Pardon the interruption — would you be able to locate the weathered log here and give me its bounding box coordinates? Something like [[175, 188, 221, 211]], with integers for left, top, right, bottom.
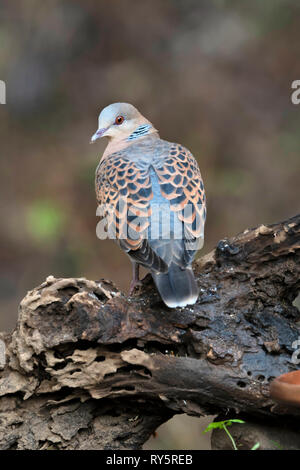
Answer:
[[0, 214, 299, 449]]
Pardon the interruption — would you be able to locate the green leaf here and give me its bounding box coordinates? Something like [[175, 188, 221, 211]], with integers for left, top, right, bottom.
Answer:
[[203, 421, 225, 433], [203, 419, 245, 434], [226, 419, 246, 424], [251, 442, 260, 450], [203, 418, 247, 450]]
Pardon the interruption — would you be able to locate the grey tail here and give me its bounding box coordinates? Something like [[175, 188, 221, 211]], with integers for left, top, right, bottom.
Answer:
[[151, 263, 199, 308]]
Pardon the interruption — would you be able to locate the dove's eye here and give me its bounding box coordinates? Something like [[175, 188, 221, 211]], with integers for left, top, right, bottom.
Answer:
[[114, 115, 124, 125]]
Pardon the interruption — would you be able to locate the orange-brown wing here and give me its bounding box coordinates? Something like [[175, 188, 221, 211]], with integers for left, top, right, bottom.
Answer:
[[95, 152, 168, 273], [154, 143, 206, 244], [95, 152, 153, 250]]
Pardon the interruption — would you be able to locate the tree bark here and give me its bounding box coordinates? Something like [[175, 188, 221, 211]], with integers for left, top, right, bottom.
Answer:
[[0, 214, 299, 450]]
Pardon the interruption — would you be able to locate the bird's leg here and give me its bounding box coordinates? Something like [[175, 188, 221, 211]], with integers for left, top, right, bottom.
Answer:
[[129, 262, 141, 296]]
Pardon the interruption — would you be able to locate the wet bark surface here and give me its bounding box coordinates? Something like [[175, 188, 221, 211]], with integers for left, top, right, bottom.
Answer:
[[0, 214, 299, 449]]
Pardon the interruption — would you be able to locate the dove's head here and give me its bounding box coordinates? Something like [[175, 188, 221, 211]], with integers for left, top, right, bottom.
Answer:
[[91, 102, 157, 143]]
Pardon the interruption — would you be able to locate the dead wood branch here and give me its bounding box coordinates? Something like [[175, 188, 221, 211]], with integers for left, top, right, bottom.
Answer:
[[0, 214, 299, 449]]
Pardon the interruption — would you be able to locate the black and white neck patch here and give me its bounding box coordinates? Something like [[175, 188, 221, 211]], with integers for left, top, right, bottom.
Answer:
[[127, 124, 152, 141]]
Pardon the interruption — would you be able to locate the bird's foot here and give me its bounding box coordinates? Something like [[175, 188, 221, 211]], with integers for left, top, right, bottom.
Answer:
[[128, 279, 142, 296]]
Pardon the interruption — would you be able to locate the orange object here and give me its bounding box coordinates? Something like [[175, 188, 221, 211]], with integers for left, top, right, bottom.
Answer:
[[270, 371, 300, 407]]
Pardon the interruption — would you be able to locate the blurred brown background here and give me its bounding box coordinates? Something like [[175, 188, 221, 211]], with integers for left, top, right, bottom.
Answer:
[[0, 0, 299, 449]]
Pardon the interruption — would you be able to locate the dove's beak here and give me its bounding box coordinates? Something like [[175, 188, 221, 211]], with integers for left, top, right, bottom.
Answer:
[[90, 127, 108, 143]]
